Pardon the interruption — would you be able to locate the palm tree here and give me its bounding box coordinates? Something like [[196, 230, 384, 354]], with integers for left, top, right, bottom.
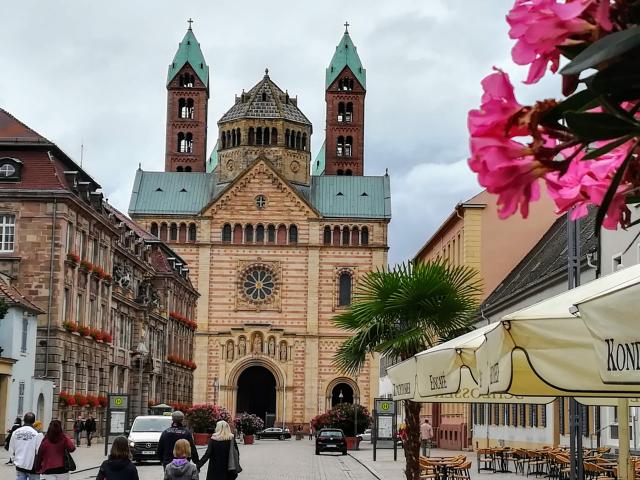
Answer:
[[333, 260, 481, 480]]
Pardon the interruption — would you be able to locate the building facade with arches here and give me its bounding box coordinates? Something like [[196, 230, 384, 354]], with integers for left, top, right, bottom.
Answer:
[[129, 25, 390, 429]]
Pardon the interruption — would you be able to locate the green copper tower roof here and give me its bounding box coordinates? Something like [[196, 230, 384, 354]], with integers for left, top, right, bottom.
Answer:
[[312, 141, 326, 176], [325, 27, 366, 89], [167, 27, 209, 87]]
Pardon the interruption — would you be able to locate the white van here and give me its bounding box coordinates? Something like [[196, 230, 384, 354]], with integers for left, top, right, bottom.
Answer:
[[127, 415, 173, 463]]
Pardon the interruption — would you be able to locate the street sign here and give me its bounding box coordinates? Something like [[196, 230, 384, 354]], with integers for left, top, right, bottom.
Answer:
[[105, 393, 130, 457], [373, 397, 398, 462]]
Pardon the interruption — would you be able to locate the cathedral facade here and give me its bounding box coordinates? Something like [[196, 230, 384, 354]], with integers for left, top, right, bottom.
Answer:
[[129, 25, 391, 427]]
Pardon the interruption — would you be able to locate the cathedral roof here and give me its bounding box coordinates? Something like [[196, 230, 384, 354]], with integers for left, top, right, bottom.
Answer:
[[219, 71, 311, 126], [129, 167, 390, 220], [167, 28, 209, 87], [326, 29, 366, 89], [312, 141, 326, 176]]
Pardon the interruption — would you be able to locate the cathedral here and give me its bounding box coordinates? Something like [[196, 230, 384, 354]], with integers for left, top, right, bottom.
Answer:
[[128, 23, 391, 427]]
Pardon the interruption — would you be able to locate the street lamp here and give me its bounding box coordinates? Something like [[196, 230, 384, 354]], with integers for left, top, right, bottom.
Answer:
[[213, 377, 220, 405], [339, 390, 344, 404], [136, 340, 149, 418], [355, 391, 360, 450]]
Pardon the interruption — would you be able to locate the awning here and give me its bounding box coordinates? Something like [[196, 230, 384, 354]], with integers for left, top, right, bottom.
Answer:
[[477, 264, 640, 396]]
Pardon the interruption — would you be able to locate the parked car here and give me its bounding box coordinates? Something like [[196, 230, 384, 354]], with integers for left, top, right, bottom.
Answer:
[[255, 427, 291, 440], [127, 415, 173, 463], [315, 428, 347, 455], [357, 428, 372, 442]]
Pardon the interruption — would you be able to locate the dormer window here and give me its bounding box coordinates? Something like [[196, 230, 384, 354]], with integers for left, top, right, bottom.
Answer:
[[0, 158, 22, 181]]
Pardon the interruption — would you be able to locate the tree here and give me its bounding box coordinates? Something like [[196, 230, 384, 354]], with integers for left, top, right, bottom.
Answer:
[[333, 260, 481, 480]]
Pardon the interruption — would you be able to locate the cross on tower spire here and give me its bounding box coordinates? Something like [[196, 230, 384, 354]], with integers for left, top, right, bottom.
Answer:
[[187, 18, 194, 30], [344, 21, 350, 33]]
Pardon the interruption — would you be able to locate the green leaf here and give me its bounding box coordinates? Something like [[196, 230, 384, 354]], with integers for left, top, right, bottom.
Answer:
[[540, 89, 598, 128], [565, 112, 639, 141], [583, 136, 633, 160], [561, 26, 640, 76], [595, 140, 639, 233], [558, 43, 590, 60], [590, 62, 640, 101]]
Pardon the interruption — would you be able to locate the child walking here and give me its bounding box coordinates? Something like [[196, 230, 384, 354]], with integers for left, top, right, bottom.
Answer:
[[164, 439, 199, 480]]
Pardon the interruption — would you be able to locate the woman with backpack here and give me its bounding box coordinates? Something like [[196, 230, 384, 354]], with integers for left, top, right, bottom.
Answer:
[[36, 419, 76, 480]]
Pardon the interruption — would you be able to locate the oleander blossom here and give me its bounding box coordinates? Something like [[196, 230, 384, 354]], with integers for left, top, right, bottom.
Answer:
[[545, 142, 634, 228], [468, 69, 550, 219], [507, 0, 610, 84]]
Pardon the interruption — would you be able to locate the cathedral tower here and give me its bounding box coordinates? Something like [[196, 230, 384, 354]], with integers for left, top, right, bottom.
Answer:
[[323, 24, 366, 176], [165, 23, 209, 172]]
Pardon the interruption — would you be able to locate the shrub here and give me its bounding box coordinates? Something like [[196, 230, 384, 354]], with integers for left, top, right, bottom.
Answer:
[[186, 403, 232, 433], [312, 403, 372, 437], [234, 413, 264, 435]]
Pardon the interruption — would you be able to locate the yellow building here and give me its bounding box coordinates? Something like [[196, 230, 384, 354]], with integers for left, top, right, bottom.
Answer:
[[129, 26, 389, 428]]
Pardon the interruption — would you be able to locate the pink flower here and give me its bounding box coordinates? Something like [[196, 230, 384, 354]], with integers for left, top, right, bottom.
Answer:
[[507, 0, 593, 84], [545, 142, 633, 228]]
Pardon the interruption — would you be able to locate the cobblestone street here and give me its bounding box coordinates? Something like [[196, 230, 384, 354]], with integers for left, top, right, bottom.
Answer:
[[0, 438, 378, 480]]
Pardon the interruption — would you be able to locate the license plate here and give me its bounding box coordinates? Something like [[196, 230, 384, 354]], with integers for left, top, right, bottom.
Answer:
[[325, 444, 337, 448], [143, 451, 155, 455]]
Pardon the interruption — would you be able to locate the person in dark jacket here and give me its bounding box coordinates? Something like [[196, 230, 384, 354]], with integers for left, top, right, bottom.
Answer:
[[4, 417, 22, 464], [97, 436, 138, 480], [36, 420, 76, 479], [156, 411, 199, 468], [84, 416, 96, 447], [198, 420, 240, 480]]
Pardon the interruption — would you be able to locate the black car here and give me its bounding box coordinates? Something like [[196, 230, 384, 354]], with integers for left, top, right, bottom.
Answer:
[[255, 427, 291, 440], [315, 428, 347, 455]]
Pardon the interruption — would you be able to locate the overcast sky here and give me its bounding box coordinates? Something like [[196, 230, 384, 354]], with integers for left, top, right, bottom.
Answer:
[[0, 0, 558, 265]]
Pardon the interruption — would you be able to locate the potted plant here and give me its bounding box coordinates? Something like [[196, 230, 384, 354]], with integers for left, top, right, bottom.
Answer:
[[327, 403, 372, 451], [186, 404, 232, 445], [234, 413, 264, 445]]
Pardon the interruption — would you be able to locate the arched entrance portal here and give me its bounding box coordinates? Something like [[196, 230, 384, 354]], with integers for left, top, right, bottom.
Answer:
[[331, 383, 354, 407], [236, 366, 276, 424]]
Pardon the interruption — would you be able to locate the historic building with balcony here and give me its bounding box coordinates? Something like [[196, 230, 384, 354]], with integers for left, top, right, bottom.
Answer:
[[0, 108, 198, 434]]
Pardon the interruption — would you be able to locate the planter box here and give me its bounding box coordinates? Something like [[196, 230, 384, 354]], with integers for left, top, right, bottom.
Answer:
[[345, 436, 359, 451], [193, 432, 210, 446], [243, 434, 255, 445]]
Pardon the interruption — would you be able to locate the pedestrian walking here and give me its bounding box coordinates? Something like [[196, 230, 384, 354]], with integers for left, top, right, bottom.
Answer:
[[35, 419, 76, 480], [96, 436, 138, 480], [163, 439, 199, 480], [420, 418, 433, 457], [72, 416, 84, 447], [7, 412, 43, 480], [156, 411, 199, 469], [4, 417, 22, 465], [198, 420, 241, 480], [84, 416, 96, 447]]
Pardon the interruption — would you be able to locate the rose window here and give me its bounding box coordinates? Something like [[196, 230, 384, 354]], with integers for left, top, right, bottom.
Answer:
[[242, 266, 276, 302]]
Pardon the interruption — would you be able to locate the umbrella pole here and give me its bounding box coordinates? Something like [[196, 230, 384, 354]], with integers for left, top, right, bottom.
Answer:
[[619, 398, 631, 480]]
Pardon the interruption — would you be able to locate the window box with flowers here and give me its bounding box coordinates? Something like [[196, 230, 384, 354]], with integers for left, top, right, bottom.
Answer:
[[63, 321, 79, 334], [98, 396, 107, 408], [66, 252, 80, 266], [86, 395, 100, 408], [74, 393, 89, 407], [58, 391, 76, 407], [78, 325, 91, 337], [79, 260, 93, 272]]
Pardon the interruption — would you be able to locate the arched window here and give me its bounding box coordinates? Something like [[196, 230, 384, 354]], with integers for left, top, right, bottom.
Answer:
[[289, 225, 298, 244], [337, 169, 344, 175], [323, 226, 331, 245], [178, 223, 187, 243], [361, 226, 369, 245], [342, 227, 350, 246], [221, 131, 227, 149], [245, 224, 254, 243], [169, 223, 178, 241], [178, 133, 193, 153], [339, 272, 352, 306], [222, 223, 232, 243], [338, 102, 345, 122], [185, 166, 192, 172], [336, 136, 344, 156], [345, 169, 352, 176], [188, 223, 197, 242], [248, 127, 255, 145], [236, 128, 241, 145], [181, 75, 195, 87], [256, 127, 263, 145], [267, 224, 276, 243], [351, 227, 359, 245], [262, 92, 267, 101], [349, 79, 354, 90], [256, 224, 265, 243], [276, 225, 287, 245], [296, 132, 301, 150], [233, 224, 243, 244], [150, 222, 159, 237], [226, 131, 231, 149], [177, 166, 184, 172], [302, 133, 307, 151], [179, 98, 194, 119], [345, 136, 353, 157], [285, 129, 290, 148], [264, 127, 270, 145], [346, 102, 353, 122], [333, 226, 341, 246], [271, 128, 278, 145], [232, 129, 236, 147], [160, 223, 168, 241]]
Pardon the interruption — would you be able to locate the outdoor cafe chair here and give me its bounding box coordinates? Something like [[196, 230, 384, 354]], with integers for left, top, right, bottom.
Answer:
[[450, 461, 472, 480], [477, 448, 495, 473], [525, 450, 547, 477]]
